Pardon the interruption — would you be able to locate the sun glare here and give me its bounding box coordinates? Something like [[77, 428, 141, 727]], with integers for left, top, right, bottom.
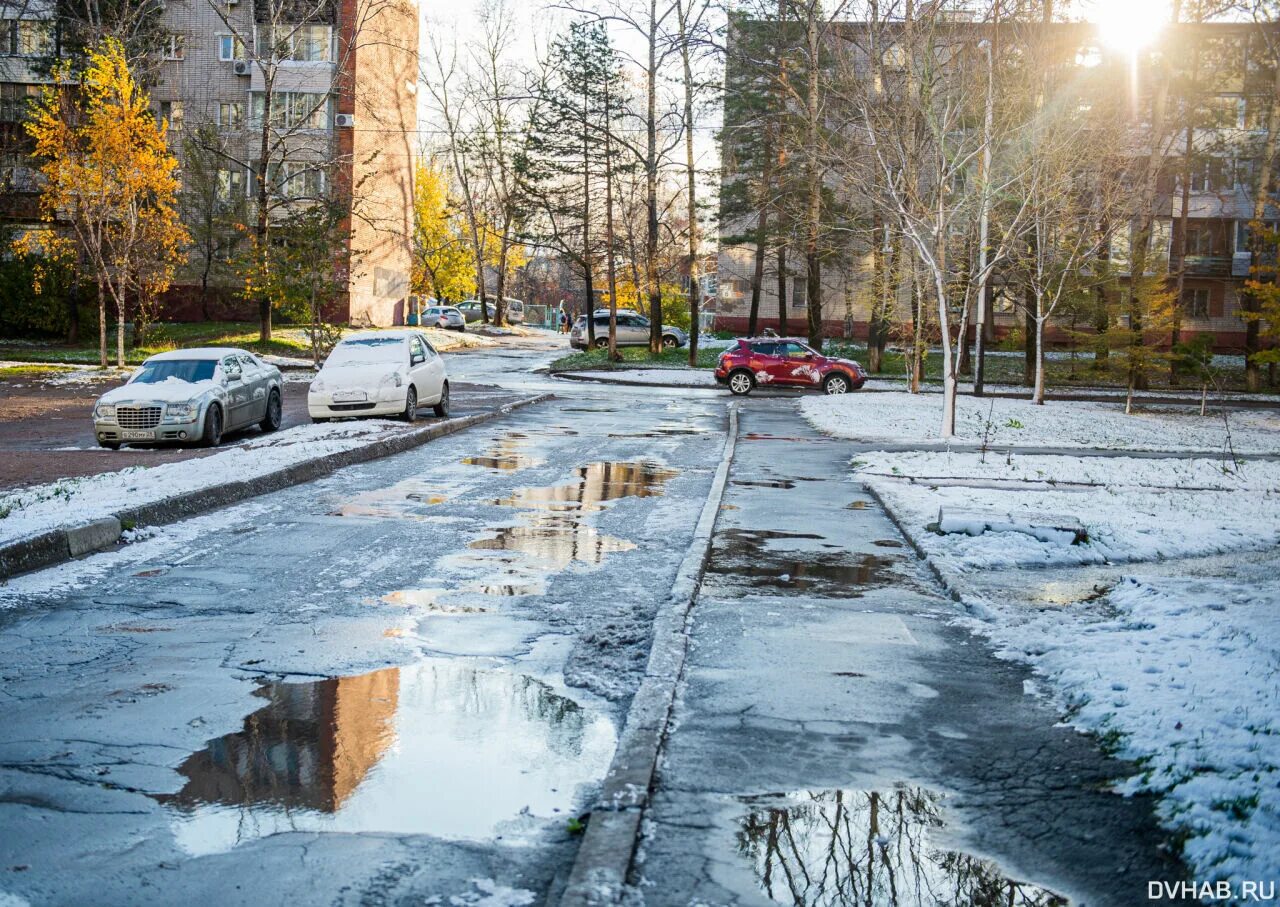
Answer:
[[1095, 0, 1169, 52]]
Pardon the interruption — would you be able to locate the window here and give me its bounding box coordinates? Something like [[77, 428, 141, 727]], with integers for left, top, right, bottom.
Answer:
[[409, 336, 425, 361], [1189, 159, 1227, 193], [265, 160, 325, 198], [161, 33, 185, 61], [1182, 288, 1210, 318], [217, 100, 244, 130], [779, 342, 811, 359], [221, 356, 243, 379], [0, 82, 40, 121], [1203, 95, 1242, 129], [217, 34, 244, 61], [791, 276, 807, 308], [216, 168, 244, 201], [256, 24, 331, 62], [12, 20, 53, 57], [249, 91, 331, 129], [158, 100, 183, 132]]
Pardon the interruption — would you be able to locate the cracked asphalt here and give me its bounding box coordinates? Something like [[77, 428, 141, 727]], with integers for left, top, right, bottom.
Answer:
[[0, 343, 1193, 906]]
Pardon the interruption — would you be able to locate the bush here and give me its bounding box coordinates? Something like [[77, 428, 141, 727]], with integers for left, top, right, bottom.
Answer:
[[0, 256, 74, 338]]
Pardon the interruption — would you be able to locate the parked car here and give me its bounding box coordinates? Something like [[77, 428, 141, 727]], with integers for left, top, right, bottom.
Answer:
[[714, 337, 867, 396], [456, 299, 523, 325], [570, 312, 688, 350], [92, 347, 283, 449], [308, 330, 449, 423], [422, 305, 467, 331]]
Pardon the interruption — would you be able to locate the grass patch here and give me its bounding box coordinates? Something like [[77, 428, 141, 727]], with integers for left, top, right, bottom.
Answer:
[[0, 322, 313, 366], [550, 345, 722, 372], [0, 364, 78, 381]]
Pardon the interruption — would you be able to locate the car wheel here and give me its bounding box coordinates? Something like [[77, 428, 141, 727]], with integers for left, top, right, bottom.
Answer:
[[823, 373, 851, 395], [402, 385, 418, 422], [662, 335, 679, 350], [97, 439, 120, 450], [594, 337, 609, 350], [199, 404, 223, 447], [433, 382, 450, 418], [728, 370, 755, 396], [260, 389, 282, 432]]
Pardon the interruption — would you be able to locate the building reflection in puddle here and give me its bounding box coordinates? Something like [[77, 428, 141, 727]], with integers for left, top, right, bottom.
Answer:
[[155, 662, 615, 855], [736, 788, 1066, 907], [462, 433, 545, 471], [331, 477, 449, 519], [493, 461, 679, 512]]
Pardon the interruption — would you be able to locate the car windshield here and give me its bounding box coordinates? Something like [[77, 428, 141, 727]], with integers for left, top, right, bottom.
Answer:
[[327, 337, 404, 365], [132, 359, 217, 384]]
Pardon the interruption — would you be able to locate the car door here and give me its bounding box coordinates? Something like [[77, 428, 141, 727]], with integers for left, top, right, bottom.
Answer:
[[742, 341, 783, 386], [620, 315, 648, 345], [775, 342, 823, 387], [415, 333, 445, 399], [219, 356, 252, 427], [239, 354, 269, 420]]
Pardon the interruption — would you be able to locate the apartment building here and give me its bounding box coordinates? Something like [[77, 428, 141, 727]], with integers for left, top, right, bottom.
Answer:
[[715, 19, 1279, 351], [0, 0, 417, 326]]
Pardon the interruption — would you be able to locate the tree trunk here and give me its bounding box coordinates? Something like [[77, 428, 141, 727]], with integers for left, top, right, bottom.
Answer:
[[116, 305, 125, 368], [749, 216, 767, 337], [645, 0, 662, 353], [98, 283, 107, 367], [680, 3, 699, 366], [1023, 285, 1036, 386], [802, 1, 823, 351], [1033, 311, 1047, 405], [256, 77, 274, 343], [65, 280, 79, 345], [1244, 52, 1280, 391], [776, 244, 789, 336], [604, 88, 620, 361]]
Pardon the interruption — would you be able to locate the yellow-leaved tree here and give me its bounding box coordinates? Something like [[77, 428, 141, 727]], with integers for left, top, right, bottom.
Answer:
[[25, 38, 188, 366], [411, 162, 476, 303]]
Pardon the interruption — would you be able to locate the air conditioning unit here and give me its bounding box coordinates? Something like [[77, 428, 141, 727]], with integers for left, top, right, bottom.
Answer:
[[233, 60, 251, 76], [334, 113, 354, 128]]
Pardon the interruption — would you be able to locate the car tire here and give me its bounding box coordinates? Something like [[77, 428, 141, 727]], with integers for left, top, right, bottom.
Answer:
[[199, 404, 223, 448], [662, 334, 679, 350], [593, 337, 609, 350], [97, 440, 120, 450], [728, 370, 755, 396], [402, 385, 418, 422], [433, 382, 450, 418], [823, 373, 852, 395], [260, 389, 282, 432]]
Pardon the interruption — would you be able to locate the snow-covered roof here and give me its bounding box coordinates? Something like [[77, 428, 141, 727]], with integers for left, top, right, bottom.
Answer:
[[146, 347, 246, 361]]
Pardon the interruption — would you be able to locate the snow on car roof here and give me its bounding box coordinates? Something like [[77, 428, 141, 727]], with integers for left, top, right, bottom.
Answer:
[[342, 331, 413, 342], [147, 347, 247, 361]]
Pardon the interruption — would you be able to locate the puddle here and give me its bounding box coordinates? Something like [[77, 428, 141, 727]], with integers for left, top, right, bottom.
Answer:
[[462, 434, 544, 471], [493, 461, 679, 512], [732, 479, 796, 490], [331, 478, 449, 519], [736, 788, 1066, 906], [380, 589, 490, 614], [155, 662, 615, 854], [1029, 579, 1113, 607], [846, 501, 869, 510], [707, 529, 904, 596], [872, 539, 905, 548], [462, 582, 545, 597], [470, 521, 636, 568]]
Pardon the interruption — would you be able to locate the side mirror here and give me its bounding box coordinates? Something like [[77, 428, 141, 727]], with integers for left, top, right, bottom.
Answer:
[[411, 353, 425, 366]]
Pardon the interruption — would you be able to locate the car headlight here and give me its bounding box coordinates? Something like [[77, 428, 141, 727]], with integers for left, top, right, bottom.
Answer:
[[95, 403, 116, 420], [310, 377, 326, 393], [380, 371, 403, 388], [165, 401, 196, 420]]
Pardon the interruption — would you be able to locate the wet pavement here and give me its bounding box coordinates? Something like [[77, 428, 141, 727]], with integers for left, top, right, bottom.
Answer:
[[637, 403, 1191, 907], [0, 342, 1199, 906], [0, 344, 725, 906]]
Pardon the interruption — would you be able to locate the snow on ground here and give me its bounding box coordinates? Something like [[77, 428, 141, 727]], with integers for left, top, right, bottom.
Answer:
[[804, 390, 1280, 453], [0, 419, 407, 546], [829, 394, 1280, 886], [560, 368, 719, 387]]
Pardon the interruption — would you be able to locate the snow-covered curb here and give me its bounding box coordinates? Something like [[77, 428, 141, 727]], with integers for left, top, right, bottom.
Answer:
[[0, 395, 552, 579], [555, 368, 720, 388]]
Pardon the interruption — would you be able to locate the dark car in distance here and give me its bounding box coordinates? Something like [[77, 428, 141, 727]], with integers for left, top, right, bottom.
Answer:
[[714, 338, 867, 396]]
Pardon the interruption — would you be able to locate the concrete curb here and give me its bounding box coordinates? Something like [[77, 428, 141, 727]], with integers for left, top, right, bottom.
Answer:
[[559, 404, 739, 907], [0, 394, 553, 581]]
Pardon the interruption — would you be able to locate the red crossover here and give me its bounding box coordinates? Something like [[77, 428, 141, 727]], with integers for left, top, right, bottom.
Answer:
[[714, 338, 867, 396]]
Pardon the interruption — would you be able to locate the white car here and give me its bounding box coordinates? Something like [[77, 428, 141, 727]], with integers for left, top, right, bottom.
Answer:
[[308, 331, 449, 423]]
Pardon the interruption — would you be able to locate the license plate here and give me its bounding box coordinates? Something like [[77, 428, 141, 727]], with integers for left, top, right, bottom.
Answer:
[[121, 430, 154, 440], [332, 390, 367, 403]]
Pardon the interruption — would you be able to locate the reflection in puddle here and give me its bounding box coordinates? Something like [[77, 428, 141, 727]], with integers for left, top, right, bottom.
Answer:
[[155, 663, 615, 854], [1030, 580, 1112, 607], [462, 434, 545, 471], [733, 479, 796, 490], [737, 788, 1066, 906], [470, 521, 636, 568], [846, 501, 869, 510], [708, 530, 905, 596], [331, 478, 448, 519], [493, 461, 679, 512]]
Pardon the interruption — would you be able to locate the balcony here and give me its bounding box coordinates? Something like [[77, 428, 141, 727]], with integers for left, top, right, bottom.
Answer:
[[1176, 255, 1232, 277]]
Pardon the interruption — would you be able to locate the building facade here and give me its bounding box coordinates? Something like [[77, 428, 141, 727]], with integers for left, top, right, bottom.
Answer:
[[715, 19, 1279, 352], [0, 0, 417, 326]]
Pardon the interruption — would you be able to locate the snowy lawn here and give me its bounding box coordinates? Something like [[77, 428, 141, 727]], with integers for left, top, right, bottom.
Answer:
[[848, 441, 1280, 886], [0, 420, 409, 546], [804, 391, 1280, 453]]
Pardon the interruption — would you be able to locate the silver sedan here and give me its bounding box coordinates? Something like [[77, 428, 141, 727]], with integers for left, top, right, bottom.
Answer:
[[92, 347, 283, 449], [422, 306, 467, 331]]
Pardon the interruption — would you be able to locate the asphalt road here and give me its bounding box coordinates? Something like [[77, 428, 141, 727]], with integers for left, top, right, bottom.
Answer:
[[0, 343, 1191, 906]]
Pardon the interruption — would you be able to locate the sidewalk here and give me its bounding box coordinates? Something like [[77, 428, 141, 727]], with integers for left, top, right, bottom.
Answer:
[[635, 403, 1190, 906]]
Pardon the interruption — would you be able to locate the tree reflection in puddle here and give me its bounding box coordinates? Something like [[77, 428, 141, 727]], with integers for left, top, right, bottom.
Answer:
[[154, 662, 614, 855], [737, 788, 1067, 907], [492, 461, 679, 512]]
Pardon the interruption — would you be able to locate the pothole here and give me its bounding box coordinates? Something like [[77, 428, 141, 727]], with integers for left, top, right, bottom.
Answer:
[[154, 663, 615, 854], [735, 787, 1066, 906], [330, 478, 449, 519]]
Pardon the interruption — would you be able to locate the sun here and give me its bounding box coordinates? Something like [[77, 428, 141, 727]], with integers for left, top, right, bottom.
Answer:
[[1094, 0, 1169, 52]]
